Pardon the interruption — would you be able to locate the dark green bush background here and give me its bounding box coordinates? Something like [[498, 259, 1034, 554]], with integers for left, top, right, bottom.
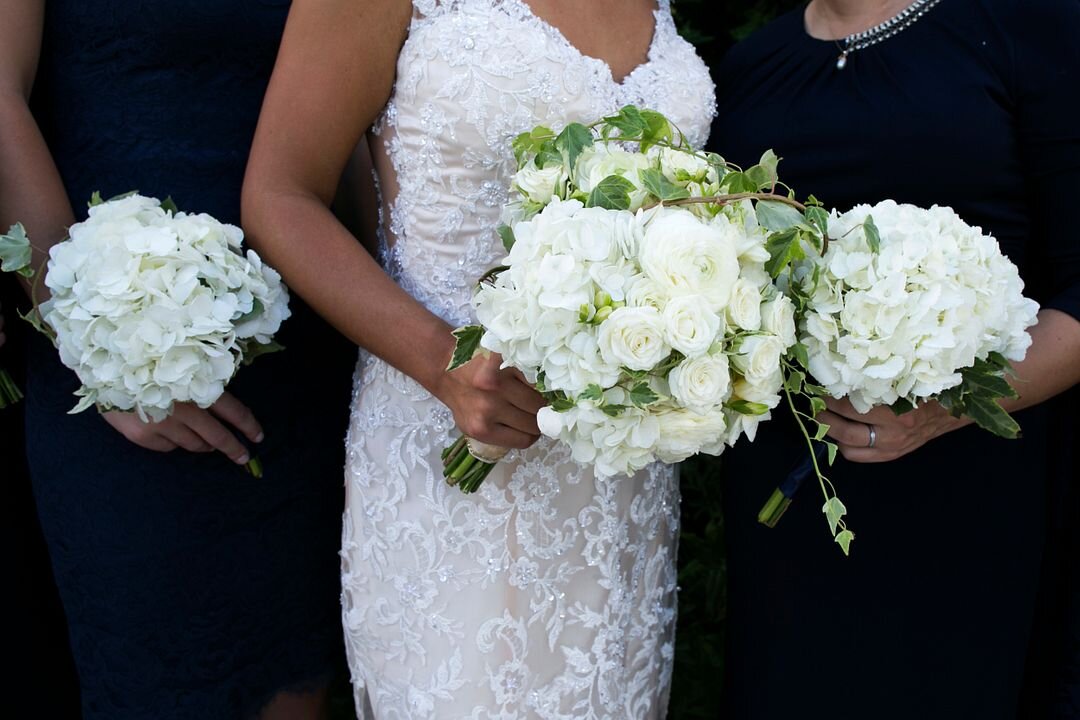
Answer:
[[668, 3, 803, 718]]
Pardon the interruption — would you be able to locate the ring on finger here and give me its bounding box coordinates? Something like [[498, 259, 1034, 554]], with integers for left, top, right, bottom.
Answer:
[[866, 423, 877, 449]]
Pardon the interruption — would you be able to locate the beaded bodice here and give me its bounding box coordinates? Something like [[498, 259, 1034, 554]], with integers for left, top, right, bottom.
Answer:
[[372, 0, 715, 326]]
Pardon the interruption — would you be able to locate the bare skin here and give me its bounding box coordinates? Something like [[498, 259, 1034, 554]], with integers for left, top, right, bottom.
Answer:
[[0, 0, 264, 465], [241, 0, 660, 450], [803, 0, 1080, 462]]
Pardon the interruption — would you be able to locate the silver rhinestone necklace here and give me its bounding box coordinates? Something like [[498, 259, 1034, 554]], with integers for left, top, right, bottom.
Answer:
[[834, 0, 942, 69]]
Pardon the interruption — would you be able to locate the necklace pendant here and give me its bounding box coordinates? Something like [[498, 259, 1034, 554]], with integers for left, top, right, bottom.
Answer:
[[836, 51, 848, 70]]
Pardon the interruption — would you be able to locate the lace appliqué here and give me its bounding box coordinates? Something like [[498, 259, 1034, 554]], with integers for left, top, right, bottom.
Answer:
[[343, 1, 714, 717]]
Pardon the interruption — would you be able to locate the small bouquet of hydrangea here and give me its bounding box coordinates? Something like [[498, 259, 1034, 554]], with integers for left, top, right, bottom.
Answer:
[[441, 106, 820, 493], [759, 200, 1040, 552], [0, 194, 290, 465]]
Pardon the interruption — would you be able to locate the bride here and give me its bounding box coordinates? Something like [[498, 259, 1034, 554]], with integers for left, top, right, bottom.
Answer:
[[242, 0, 715, 716]]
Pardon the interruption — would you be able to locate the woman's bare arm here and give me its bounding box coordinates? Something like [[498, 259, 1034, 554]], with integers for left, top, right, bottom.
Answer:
[[242, 0, 544, 448]]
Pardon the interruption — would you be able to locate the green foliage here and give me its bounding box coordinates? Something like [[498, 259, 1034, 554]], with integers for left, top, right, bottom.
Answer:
[[586, 175, 636, 210], [0, 223, 33, 278], [446, 325, 484, 371]]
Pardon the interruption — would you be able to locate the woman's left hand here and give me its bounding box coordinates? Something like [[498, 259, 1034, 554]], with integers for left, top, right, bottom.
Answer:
[[818, 397, 969, 463]]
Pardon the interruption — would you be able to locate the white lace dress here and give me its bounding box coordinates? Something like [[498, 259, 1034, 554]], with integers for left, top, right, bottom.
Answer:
[[341, 1, 715, 717]]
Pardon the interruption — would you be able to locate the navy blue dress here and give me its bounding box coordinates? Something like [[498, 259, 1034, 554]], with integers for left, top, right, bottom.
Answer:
[[709, 1, 1080, 717], [26, 1, 358, 717]]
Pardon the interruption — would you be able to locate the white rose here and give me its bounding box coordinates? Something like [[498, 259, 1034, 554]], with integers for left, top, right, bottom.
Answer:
[[725, 278, 762, 332], [655, 146, 711, 182], [514, 158, 568, 204], [668, 353, 732, 414], [732, 334, 785, 385], [760, 296, 797, 348], [573, 144, 652, 207], [662, 295, 722, 358], [597, 306, 670, 371], [638, 209, 741, 311]]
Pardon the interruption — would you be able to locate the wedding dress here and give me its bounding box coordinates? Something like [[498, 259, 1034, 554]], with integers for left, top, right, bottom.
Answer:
[[341, 1, 715, 717]]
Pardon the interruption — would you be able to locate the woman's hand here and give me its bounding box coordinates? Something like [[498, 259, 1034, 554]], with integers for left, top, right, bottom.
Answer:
[[102, 391, 264, 464], [818, 396, 968, 463], [436, 352, 546, 450]]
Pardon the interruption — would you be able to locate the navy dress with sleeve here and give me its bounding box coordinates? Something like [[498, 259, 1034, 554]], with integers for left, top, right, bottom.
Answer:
[[709, 1, 1080, 717], [25, 1, 358, 718]]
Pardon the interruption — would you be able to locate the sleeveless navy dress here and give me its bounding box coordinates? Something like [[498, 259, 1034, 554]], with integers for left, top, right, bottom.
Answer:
[[710, 1, 1080, 717], [26, 2, 358, 717]]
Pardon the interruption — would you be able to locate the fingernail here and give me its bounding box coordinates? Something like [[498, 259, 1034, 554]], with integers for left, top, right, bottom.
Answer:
[[237, 453, 250, 465], [255, 432, 265, 443]]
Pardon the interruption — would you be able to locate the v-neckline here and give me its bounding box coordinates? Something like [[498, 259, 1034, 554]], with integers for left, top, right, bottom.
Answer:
[[513, 0, 663, 87]]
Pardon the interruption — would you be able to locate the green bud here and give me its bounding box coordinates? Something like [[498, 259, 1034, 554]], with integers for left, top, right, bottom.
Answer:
[[594, 291, 613, 308], [579, 303, 596, 323], [593, 305, 614, 323]]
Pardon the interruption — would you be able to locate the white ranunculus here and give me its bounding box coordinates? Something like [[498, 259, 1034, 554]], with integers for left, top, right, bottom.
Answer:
[[514, 158, 569, 204], [597, 306, 670, 371], [668, 353, 732, 414], [653, 408, 728, 464], [662, 295, 722, 358], [638, 209, 741, 312]]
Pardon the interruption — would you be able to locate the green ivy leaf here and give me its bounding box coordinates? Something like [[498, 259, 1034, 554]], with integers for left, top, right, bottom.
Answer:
[[790, 342, 810, 369], [512, 126, 555, 166], [720, 171, 756, 194], [805, 206, 829, 237], [727, 399, 770, 416], [822, 496, 847, 536], [0, 223, 34, 278], [639, 110, 673, 151], [826, 441, 839, 466], [755, 200, 805, 233], [601, 403, 630, 417], [446, 325, 484, 371], [604, 105, 648, 137], [497, 224, 516, 252], [784, 369, 805, 395], [160, 196, 179, 216], [639, 168, 690, 202], [813, 421, 830, 441], [89, 191, 104, 207], [555, 123, 594, 173], [809, 396, 827, 417], [835, 529, 855, 556], [586, 175, 635, 210], [550, 395, 576, 413], [764, 228, 805, 278], [890, 397, 917, 415], [579, 384, 604, 403], [863, 215, 881, 253], [629, 382, 660, 408], [239, 339, 285, 366]]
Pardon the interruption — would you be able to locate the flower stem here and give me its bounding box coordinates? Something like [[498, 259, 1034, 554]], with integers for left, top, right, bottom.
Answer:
[[441, 435, 499, 492], [757, 488, 791, 528], [0, 367, 23, 408], [244, 456, 263, 478], [663, 192, 808, 212]]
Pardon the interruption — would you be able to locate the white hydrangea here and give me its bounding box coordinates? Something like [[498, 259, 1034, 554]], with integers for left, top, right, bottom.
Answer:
[[801, 200, 1039, 412], [40, 194, 290, 421]]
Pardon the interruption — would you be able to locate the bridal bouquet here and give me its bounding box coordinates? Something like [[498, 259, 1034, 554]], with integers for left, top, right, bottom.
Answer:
[[442, 107, 815, 493], [0, 194, 290, 462], [759, 200, 1040, 551]]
